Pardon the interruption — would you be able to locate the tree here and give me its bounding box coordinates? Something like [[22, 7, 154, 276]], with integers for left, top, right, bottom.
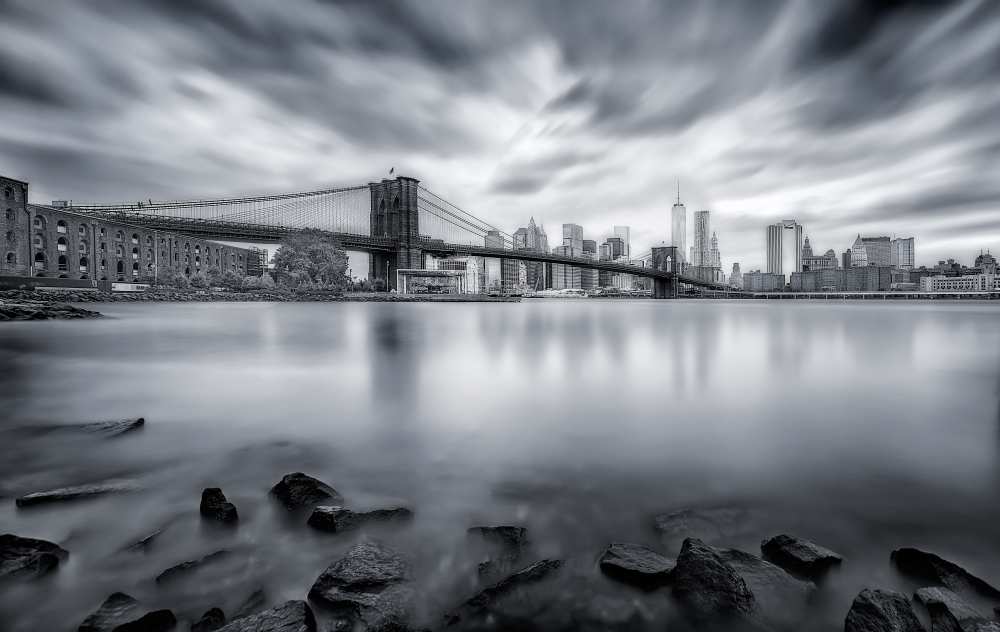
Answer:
[[219, 270, 244, 290], [189, 271, 209, 288], [272, 228, 349, 291]]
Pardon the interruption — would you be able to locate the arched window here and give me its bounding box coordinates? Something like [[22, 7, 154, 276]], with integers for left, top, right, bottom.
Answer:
[[116, 245, 123, 257], [115, 230, 124, 242], [78, 240, 88, 253], [146, 235, 153, 246], [100, 259, 106, 271], [131, 233, 139, 244], [56, 220, 67, 234], [132, 262, 139, 276], [33, 234, 45, 249], [184, 242, 190, 251], [132, 247, 139, 260], [32, 215, 45, 230], [5, 252, 15, 267], [57, 255, 67, 271], [100, 242, 106, 252], [80, 273, 89, 280], [160, 250, 166, 259], [4, 209, 13, 221], [195, 245, 201, 254], [184, 267, 190, 275], [116, 260, 124, 274], [3, 186, 12, 199], [78, 225, 86, 236], [174, 252, 179, 262], [195, 256, 201, 266], [147, 262, 153, 271], [100, 227, 106, 237], [5, 230, 13, 243], [57, 236, 67, 252], [79, 256, 88, 271]]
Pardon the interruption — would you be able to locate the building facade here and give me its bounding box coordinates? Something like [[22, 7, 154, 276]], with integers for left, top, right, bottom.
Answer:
[[2, 174, 251, 283], [891, 237, 915, 269], [920, 273, 1000, 292], [743, 270, 786, 291], [692, 210, 710, 266], [671, 192, 687, 264], [766, 220, 802, 277]]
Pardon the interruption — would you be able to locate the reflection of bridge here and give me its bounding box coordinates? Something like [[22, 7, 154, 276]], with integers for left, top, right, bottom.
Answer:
[[67, 175, 728, 297]]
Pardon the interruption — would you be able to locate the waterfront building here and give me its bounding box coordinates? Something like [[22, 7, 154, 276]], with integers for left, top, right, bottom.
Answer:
[[430, 255, 485, 293], [974, 250, 996, 274], [730, 263, 742, 289], [513, 217, 547, 291], [671, 185, 687, 264], [708, 232, 721, 269], [891, 237, 915, 269], [484, 230, 504, 249], [743, 270, 785, 292], [1, 174, 251, 283], [855, 236, 892, 267], [920, 273, 1000, 292], [849, 235, 869, 267], [790, 267, 893, 292], [581, 240, 598, 290], [766, 220, 803, 278], [550, 245, 581, 289], [802, 240, 838, 270], [692, 210, 710, 266], [842, 249, 852, 269]]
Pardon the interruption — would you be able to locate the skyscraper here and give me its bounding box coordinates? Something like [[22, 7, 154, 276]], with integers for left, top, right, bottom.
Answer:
[[671, 182, 687, 264], [613, 225, 631, 259], [562, 223, 583, 252], [692, 210, 711, 266], [849, 235, 869, 267], [484, 230, 504, 249], [857, 236, 892, 267], [730, 262, 742, 289], [708, 232, 720, 269], [513, 217, 548, 291], [766, 220, 803, 278], [890, 237, 915, 269]]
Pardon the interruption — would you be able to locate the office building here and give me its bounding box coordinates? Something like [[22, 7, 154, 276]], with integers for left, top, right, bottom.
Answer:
[[730, 263, 742, 289], [849, 235, 869, 267], [920, 273, 1000, 292], [857, 236, 892, 267], [550, 245, 581, 289], [671, 184, 686, 264], [891, 237, 915, 269], [692, 210, 710, 266], [484, 230, 504, 249], [766, 220, 803, 278], [562, 223, 583, 251], [743, 270, 786, 291], [613, 225, 631, 259]]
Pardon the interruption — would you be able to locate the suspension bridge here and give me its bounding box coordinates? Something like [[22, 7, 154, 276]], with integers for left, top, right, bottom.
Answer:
[[65, 175, 728, 297]]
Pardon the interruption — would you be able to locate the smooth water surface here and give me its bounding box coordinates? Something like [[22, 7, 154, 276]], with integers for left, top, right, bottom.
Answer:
[[1, 300, 999, 630]]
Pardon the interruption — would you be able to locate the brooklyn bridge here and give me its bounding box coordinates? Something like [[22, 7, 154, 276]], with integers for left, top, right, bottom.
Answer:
[[64, 175, 730, 298]]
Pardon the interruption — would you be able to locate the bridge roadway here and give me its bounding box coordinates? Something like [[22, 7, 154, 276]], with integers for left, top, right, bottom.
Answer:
[[69, 211, 729, 291]]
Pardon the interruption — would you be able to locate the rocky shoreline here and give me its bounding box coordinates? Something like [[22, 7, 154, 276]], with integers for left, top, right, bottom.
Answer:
[[5, 419, 1000, 631], [0, 297, 102, 321]]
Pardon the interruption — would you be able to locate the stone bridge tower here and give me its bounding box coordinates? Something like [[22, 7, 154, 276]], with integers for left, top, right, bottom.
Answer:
[[368, 176, 421, 289]]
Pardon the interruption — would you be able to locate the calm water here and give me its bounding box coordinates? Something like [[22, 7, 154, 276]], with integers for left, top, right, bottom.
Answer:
[[1, 300, 1000, 630]]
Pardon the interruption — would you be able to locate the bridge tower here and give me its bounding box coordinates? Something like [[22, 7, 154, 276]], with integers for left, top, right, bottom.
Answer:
[[368, 176, 421, 289]]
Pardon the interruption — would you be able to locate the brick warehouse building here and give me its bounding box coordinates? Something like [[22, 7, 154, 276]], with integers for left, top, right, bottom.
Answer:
[[2, 174, 258, 282]]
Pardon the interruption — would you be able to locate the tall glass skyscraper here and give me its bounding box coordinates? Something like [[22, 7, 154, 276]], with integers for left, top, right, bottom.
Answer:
[[766, 220, 803, 279], [671, 185, 687, 264], [692, 210, 710, 266]]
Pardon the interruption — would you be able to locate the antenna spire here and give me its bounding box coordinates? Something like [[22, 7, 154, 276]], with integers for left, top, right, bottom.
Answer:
[[676, 179, 680, 205]]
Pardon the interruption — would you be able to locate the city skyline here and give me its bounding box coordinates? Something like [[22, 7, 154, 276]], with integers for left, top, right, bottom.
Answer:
[[1, 1, 997, 270]]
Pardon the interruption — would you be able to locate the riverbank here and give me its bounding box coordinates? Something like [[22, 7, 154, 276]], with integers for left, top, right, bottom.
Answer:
[[0, 297, 101, 321]]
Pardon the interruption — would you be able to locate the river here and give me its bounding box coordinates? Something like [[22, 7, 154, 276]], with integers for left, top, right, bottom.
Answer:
[[1, 300, 999, 630]]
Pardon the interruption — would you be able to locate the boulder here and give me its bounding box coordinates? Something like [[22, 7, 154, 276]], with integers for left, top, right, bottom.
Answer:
[[78, 592, 140, 632], [200, 488, 238, 524], [467, 526, 529, 579], [598, 543, 674, 588], [653, 506, 757, 553], [0, 533, 68, 580], [107, 610, 176, 632], [444, 559, 563, 626], [269, 473, 342, 511], [191, 608, 226, 632], [155, 550, 231, 584], [716, 547, 814, 629], [122, 527, 164, 553], [216, 601, 315, 632], [670, 538, 756, 623], [892, 548, 1000, 600], [307, 507, 412, 533], [760, 534, 843, 581], [915, 586, 991, 632], [307, 541, 413, 631], [16, 480, 139, 508], [844, 589, 924, 632]]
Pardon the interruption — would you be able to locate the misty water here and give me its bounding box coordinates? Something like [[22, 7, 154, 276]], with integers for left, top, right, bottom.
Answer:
[[2, 300, 1000, 630]]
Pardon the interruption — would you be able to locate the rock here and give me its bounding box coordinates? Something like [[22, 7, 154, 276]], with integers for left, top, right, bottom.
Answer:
[[78, 592, 141, 632], [216, 601, 315, 632], [155, 550, 231, 584], [106, 610, 176, 632], [598, 543, 674, 588], [444, 559, 563, 626], [233, 588, 267, 619], [269, 472, 342, 511], [760, 534, 843, 581], [844, 588, 924, 632], [16, 479, 139, 508], [307, 506, 412, 533], [892, 548, 1000, 600], [716, 547, 814, 629], [191, 608, 226, 632], [0, 533, 68, 580], [122, 527, 164, 554], [308, 541, 413, 631], [468, 526, 529, 579], [670, 538, 757, 624], [915, 586, 991, 632], [82, 418, 145, 437], [653, 506, 757, 553], [200, 488, 238, 524]]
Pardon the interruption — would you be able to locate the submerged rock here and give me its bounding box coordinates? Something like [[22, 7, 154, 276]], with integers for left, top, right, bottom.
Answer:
[[892, 548, 1000, 600], [760, 534, 842, 581], [200, 488, 238, 524], [844, 588, 924, 632], [82, 418, 145, 438], [307, 506, 412, 533], [15, 480, 139, 508], [78, 592, 140, 632], [716, 547, 814, 629], [308, 541, 413, 631], [670, 538, 757, 624], [155, 550, 231, 584], [0, 533, 68, 580], [233, 588, 267, 619], [444, 559, 563, 626], [216, 601, 315, 632], [191, 607, 226, 632], [467, 526, 529, 579], [121, 527, 164, 554], [598, 543, 674, 588], [269, 472, 342, 510]]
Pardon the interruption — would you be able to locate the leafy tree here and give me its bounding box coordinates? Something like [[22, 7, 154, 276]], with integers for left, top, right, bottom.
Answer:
[[219, 270, 244, 290], [205, 266, 223, 286], [373, 278, 386, 292], [272, 228, 349, 291], [189, 271, 209, 288]]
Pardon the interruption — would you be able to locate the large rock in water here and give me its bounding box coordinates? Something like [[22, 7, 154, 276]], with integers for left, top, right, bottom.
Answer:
[[444, 559, 563, 626], [892, 548, 1000, 600], [670, 538, 762, 628], [308, 541, 413, 631], [103, 610, 176, 632], [191, 607, 226, 632], [0, 533, 68, 580], [269, 473, 343, 510], [844, 589, 924, 632], [216, 601, 316, 632], [716, 547, 815, 630], [78, 592, 141, 632], [914, 587, 998, 632], [467, 526, 529, 579], [307, 507, 412, 533], [760, 534, 843, 581], [155, 550, 231, 584], [598, 543, 674, 588], [81, 417, 145, 438], [200, 488, 238, 524], [15, 480, 139, 508]]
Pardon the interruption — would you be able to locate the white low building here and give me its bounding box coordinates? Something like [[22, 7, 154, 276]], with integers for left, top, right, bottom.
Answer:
[[919, 274, 999, 292]]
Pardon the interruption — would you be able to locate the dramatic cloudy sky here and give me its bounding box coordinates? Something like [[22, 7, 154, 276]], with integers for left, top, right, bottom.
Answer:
[[2, 0, 999, 270]]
